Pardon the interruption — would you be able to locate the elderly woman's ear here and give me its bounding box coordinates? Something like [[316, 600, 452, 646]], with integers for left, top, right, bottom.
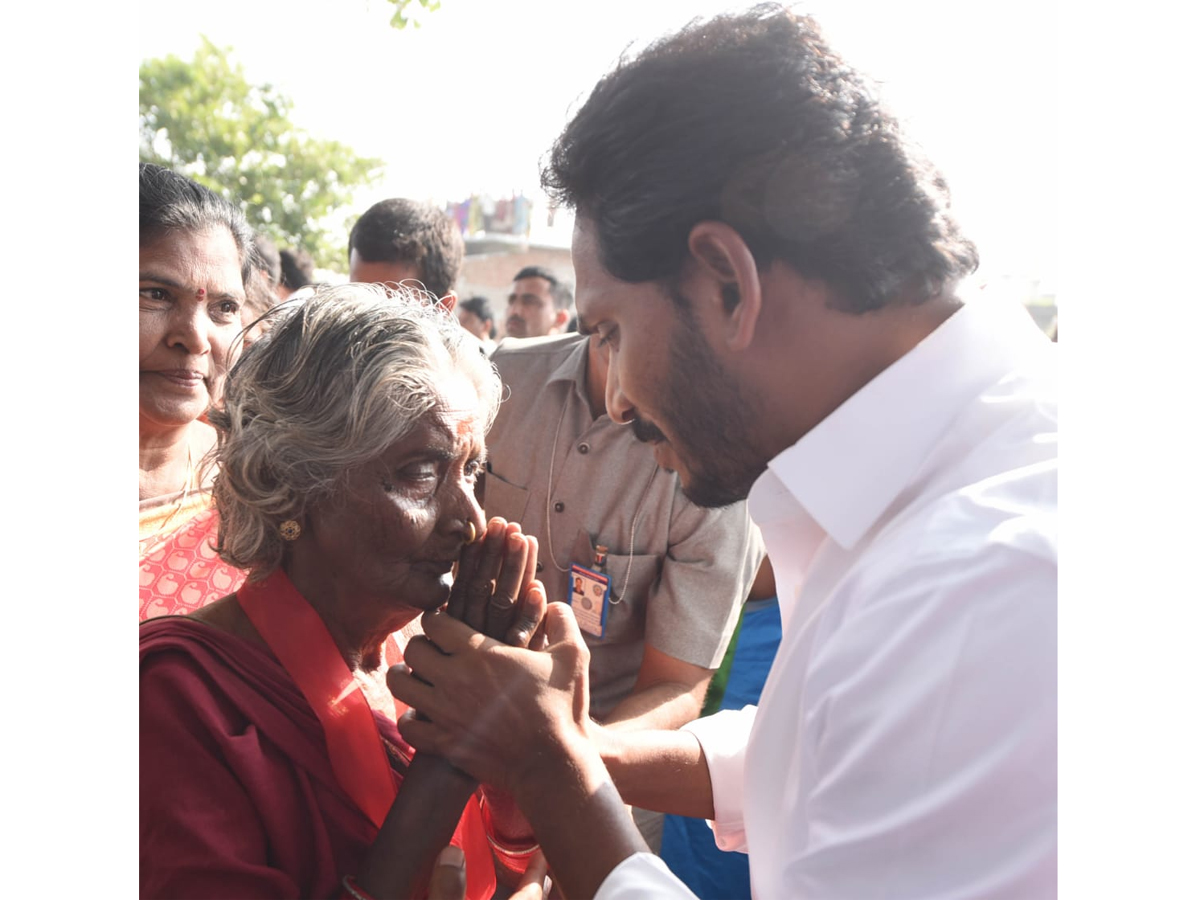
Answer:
[[278, 516, 304, 542]]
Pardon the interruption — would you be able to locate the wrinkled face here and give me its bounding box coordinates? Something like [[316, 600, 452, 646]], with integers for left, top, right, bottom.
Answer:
[[506, 276, 563, 338], [139, 226, 245, 434], [303, 372, 488, 616], [573, 218, 765, 508]]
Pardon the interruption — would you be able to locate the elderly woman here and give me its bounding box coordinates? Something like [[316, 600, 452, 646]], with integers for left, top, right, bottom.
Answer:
[[139, 163, 251, 618], [141, 286, 547, 899]]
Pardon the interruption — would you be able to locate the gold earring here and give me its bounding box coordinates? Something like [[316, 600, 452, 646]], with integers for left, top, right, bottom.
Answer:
[[464, 521, 477, 544], [279, 519, 302, 541]]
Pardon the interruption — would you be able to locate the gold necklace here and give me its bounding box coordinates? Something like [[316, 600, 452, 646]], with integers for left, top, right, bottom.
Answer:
[[143, 442, 197, 544]]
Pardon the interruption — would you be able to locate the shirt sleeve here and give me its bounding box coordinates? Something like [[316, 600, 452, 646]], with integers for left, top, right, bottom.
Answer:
[[645, 485, 765, 668], [681, 706, 757, 853], [595, 853, 699, 899]]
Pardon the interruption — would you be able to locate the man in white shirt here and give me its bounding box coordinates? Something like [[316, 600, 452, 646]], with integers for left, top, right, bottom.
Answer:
[[391, 7, 1056, 899]]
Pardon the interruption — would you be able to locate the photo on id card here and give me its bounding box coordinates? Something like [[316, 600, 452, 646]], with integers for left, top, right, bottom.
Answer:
[[569, 563, 609, 637]]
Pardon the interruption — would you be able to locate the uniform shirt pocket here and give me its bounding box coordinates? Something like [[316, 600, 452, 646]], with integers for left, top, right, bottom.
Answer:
[[595, 553, 662, 645]]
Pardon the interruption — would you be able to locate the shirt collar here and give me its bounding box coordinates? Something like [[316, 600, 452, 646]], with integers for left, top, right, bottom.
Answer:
[[546, 333, 593, 406], [749, 292, 1050, 550]]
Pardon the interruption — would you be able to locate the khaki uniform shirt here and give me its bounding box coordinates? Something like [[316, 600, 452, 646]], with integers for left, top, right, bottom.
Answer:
[[484, 334, 763, 718]]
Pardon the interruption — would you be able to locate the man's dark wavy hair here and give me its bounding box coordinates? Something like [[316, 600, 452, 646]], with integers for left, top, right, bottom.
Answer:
[[542, 4, 978, 313], [348, 198, 464, 299]]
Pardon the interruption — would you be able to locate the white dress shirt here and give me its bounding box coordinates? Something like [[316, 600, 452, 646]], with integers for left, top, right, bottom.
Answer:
[[597, 293, 1057, 899]]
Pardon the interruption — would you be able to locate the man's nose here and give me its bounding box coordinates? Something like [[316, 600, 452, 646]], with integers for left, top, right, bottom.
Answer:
[[605, 360, 635, 424]]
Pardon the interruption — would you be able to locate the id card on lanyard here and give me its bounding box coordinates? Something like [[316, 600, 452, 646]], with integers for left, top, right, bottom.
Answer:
[[569, 562, 610, 637]]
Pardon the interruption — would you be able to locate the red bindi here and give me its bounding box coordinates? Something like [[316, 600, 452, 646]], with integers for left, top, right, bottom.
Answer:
[[196, 288, 206, 298]]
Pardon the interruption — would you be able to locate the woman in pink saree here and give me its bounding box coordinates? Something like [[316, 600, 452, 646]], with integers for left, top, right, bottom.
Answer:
[[139, 163, 251, 618]]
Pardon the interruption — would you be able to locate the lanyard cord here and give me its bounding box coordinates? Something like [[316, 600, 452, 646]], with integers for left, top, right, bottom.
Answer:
[[143, 441, 196, 544], [542, 390, 658, 604]]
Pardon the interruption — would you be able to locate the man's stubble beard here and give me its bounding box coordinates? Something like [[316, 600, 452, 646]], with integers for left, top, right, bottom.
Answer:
[[657, 295, 768, 509]]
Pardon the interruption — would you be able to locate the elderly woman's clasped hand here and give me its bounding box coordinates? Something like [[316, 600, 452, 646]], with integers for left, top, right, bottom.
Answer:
[[446, 517, 545, 652], [385, 515, 554, 900]]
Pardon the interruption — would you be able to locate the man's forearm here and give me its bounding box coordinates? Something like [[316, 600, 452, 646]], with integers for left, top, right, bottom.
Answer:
[[592, 724, 716, 819], [600, 679, 708, 732], [513, 732, 649, 899]]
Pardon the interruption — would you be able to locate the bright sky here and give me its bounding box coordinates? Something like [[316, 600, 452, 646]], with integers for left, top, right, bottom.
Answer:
[[139, 0, 1057, 288]]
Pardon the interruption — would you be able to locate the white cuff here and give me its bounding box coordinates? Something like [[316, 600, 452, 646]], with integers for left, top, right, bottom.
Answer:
[[681, 705, 757, 852]]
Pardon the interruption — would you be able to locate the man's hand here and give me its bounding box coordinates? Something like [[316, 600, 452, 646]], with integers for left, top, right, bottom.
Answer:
[[392, 607, 657, 900], [427, 846, 550, 900], [388, 603, 591, 794]]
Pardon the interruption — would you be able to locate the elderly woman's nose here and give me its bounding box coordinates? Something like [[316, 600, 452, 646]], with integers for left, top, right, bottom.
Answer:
[[447, 478, 486, 537]]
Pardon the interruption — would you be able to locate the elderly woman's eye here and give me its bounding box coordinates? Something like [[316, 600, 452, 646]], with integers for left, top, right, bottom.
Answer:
[[381, 463, 437, 494], [464, 459, 484, 480], [399, 462, 439, 481]]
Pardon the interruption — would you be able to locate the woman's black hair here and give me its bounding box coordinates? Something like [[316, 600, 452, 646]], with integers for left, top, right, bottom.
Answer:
[[139, 162, 258, 287]]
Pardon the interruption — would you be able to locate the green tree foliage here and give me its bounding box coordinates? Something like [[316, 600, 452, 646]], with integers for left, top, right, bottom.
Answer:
[[139, 37, 383, 270], [385, 0, 443, 29]]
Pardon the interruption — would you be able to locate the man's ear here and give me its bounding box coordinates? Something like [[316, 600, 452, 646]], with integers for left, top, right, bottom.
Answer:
[[438, 290, 458, 314], [686, 221, 762, 352], [551, 308, 570, 333]]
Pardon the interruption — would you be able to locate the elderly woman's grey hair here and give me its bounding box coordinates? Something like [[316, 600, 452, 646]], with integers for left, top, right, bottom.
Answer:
[[208, 282, 501, 579]]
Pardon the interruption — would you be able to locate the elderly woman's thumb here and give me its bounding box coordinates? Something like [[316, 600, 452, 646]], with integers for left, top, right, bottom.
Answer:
[[427, 845, 467, 900]]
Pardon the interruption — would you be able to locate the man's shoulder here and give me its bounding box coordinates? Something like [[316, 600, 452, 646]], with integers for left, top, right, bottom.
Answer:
[[492, 332, 585, 368], [486, 334, 586, 444], [843, 460, 1056, 629], [490, 333, 587, 404]]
